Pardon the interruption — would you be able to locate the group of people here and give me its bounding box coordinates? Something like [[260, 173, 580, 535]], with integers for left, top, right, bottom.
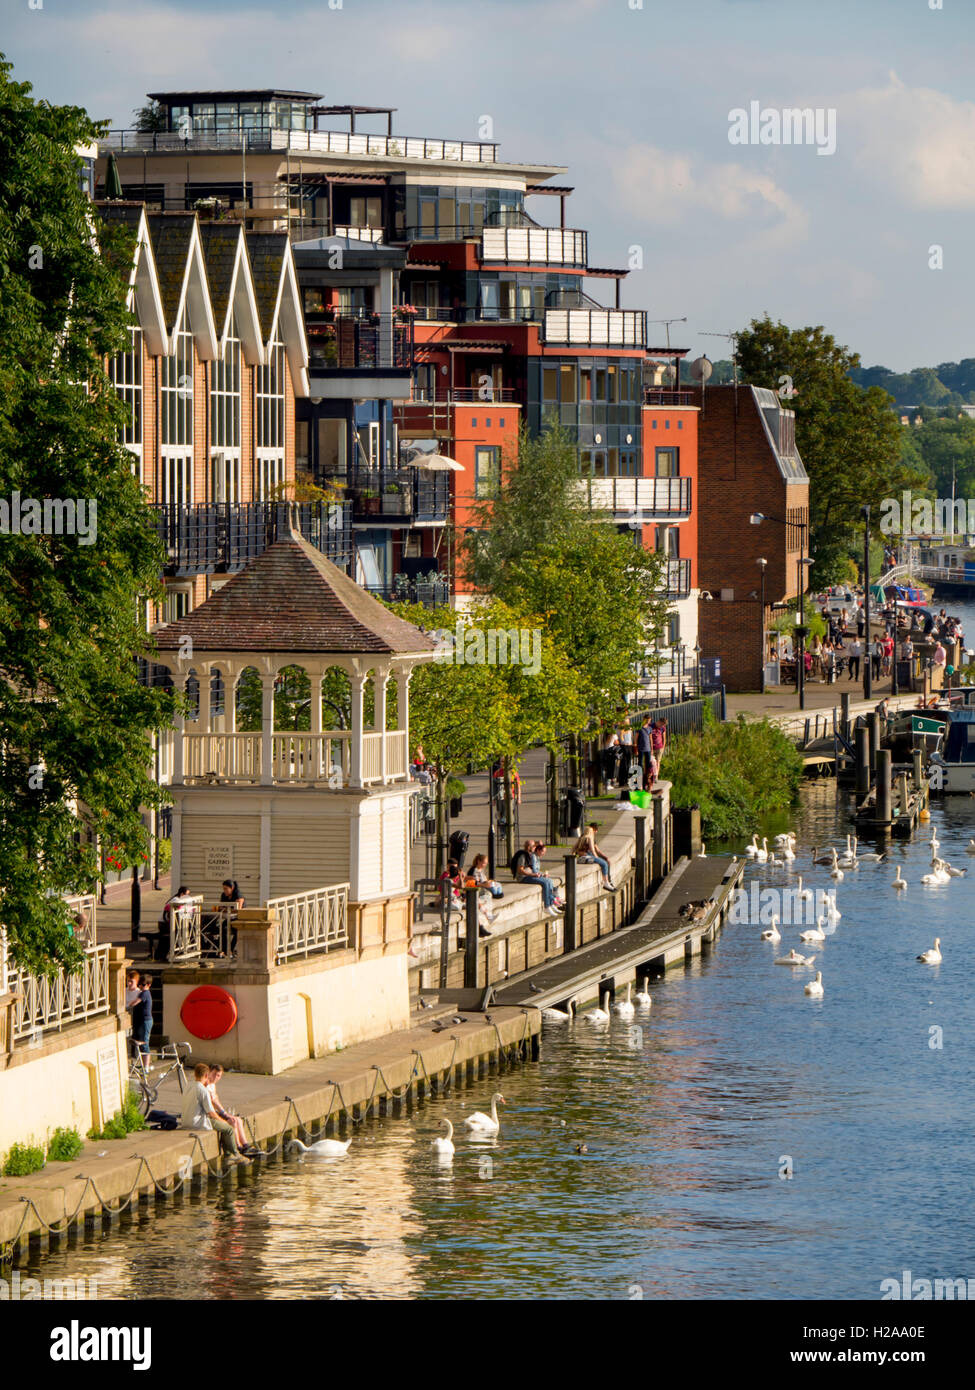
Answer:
[[438, 823, 617, 932], [601, 715, 667, 791], [180, 1060, 258, 1164]]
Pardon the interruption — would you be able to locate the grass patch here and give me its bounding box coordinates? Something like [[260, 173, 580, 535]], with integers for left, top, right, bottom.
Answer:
[[47, 1127, 83, 1163], [2, 1141, 46, 1177], [87, 1089, 148, 1141], [666, 712, 803, 838]]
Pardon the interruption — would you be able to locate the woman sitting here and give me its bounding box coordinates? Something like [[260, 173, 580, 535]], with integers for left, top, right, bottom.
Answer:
[[574, 824, 615, 891]]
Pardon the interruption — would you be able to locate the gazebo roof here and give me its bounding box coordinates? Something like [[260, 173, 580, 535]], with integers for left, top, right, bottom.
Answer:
[[153, 532, 437, 656]]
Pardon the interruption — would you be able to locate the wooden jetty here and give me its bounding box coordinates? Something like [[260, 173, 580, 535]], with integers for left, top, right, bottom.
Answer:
[[491, 855, 743, 1011], [853, 747, 928, 836]]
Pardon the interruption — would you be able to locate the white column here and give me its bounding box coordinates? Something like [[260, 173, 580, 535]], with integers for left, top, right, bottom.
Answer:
[[261, 673, 276, 786], [395, 668, 411, 740], [173, 675, 185, 783], [310, 671, 323, 779], [200, 663, 213, 736], [349, 672, 367, 789], [377, 672, 389, 784]]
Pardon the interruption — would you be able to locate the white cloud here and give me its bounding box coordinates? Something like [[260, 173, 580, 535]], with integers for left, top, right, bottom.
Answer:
[[846, 73, 975, 210]]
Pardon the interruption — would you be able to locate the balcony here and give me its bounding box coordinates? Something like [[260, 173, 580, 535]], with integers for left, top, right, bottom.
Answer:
[[542, 308, 646, 348], [337, 468, 450, 526], [307, 312, 413, 369], [364, 575, 451, 608], [150, 501, 353, 576], [481, 226, 588, 268], [576, 476, 692, 519], [181, 729, 409, 786], [644, 388, 695, 407], [660, 558, 692, 599], [99, 128, 499, 164]]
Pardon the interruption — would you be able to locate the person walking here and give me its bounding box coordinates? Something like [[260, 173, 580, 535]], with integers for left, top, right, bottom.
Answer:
[[637, 716, 653, 784], [872, 637, 884, 681], [651, 719, 667, 767], [848, 637, 861, 683]]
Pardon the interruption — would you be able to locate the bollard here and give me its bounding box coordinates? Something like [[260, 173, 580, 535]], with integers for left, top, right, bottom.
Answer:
[[841, 692, 851, 743], [635, 816, 647, 903], [896, 773, 910, 818], [876, 748, 893, 826], [855, 726, 870, 796], [912, 748, 924, 793], [463, 886, 480, 989], [651, 795, 664, 886], [563, 855, 577, 952], [867, 711, 881, 772]]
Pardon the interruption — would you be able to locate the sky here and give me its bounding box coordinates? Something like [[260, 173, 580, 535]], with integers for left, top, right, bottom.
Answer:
[[5, 0, 973, 371]]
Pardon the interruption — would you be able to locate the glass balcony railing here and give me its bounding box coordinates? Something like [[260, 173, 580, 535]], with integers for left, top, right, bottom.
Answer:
[[542, 308, 646, 348], [99, 129, 499, 163], [480, 226, 588, 267], [576, 476, 692, 517]]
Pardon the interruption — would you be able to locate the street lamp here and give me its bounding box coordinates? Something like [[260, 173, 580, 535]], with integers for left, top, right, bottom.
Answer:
[[862, 504, 872, 701], [757, 557, 768, 694], [751, 512, 812, 709]]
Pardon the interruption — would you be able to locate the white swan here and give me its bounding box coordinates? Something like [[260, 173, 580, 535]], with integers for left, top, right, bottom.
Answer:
[[761, 915, 781, 942], [943, 862, 966, 878], [799, 917, 827, 944], [775, 950, 816, 967], [795, 876, 813, 902], [542, 999, 576, 1023], [754, 837, 769, 862], [288, 1137, 352, 1157], [699, 842, 708, 858], [463, 1093, 505, 1134], [583, 992, 611, 1024], [929, 833, 940, 851], [966, 839, 975, 855], [782, 841, 795, 861], [804, 971, 825, 998], [634, 978, 652, 1008], [829, 851, 844, 881], [431, 1119, 455, 1155], [774, 832, 795, 847], [921, 862, 949, 886], [893, 866, 907, 891], [856, 842, 885, 863], [838, 835, 857, 866], [917, 938, 942, 964], [745, 834, 760, 858], [613, 982, 635, 1019], [824, 893, 841, 921]]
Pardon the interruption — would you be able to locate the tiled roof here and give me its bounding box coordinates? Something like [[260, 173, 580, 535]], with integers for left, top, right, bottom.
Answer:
[[146, 214, 198, 332], [245, 232, 288, 339], [153, 532, 436, 655], [198, 223, 241, 333]]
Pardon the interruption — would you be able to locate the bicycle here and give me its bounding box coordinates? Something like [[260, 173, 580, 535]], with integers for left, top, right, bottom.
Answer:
[[127, 1038, 193, 1115]]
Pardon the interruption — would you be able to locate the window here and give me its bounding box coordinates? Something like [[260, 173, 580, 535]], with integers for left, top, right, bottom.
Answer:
[[161, 309, 193, 447], [211, 453, 240, 504], [349, 196, 382, 229], [109, 326, 143, 477], [210, 312, 242, 503], [162, 587, 192, 624], [655, 447, 679, 477], [161, 455, 193, 507], [255, 333, 286, 450], [475, 446, 500, 498], [256, 457, 286, 501]]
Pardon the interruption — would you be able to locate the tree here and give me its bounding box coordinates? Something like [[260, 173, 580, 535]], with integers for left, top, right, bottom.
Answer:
[[736, 316, 928, 586], [462, 426, 670, 726], [0, 58, 174, 972], [133, 101, 167, 133]]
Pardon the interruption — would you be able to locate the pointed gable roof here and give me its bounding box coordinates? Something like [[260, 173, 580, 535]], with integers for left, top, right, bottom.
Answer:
[[246, 230, 309, 397], [146, 212, 218, 358], [94, 202, 168, 355], [153, 533, 436, 656], [198, 222, 263, 365]]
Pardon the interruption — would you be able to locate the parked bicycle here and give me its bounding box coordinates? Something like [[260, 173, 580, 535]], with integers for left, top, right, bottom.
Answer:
[[127, 1039, 193, 1115]]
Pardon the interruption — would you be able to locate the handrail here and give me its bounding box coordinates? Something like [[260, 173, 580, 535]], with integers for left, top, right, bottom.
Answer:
[[268, 883, 350, 962], [8, 944, 112, 1042], [99, 129, 500, 163]]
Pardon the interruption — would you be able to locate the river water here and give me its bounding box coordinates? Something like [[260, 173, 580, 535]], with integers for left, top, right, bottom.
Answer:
[[21, 599, 975, 1300]]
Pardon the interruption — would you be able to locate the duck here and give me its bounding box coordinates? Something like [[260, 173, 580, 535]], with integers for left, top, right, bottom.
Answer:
[[761, 915, 782, 943], [462, 1093, 505, 1134], [917, 938, 942, 964], [431, 1119, 455, 1155], [774, 949, 816, 967], [804, 971, 825, 998], [288, 1137, 352, 1157], [799, 917, 827, 944], [634, 978, 652, 1008], [541, 999, 576, 1023], [613, 983, 636, 1019], [583, 992, 611, 1024], [745, 834, 760, 857], [893, 865, 907, 891]]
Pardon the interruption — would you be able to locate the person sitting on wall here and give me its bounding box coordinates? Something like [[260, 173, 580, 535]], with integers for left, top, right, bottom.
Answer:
[[514, 840, 562, 918], [207, 1065, 257, 1156], [180, 1061, 249, 1163], [438, 859, 464, 917], [471, 853, 503, 899], [574, 823, 615, 892]]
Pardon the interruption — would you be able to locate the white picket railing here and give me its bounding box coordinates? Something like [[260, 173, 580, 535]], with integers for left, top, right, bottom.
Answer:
[[7, 944, 111, 1043], [268, 884, 350, 963], [168, 897, 205, 963]]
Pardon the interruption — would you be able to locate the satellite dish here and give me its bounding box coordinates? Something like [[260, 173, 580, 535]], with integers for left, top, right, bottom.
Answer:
[[691, 355, 713, 382]]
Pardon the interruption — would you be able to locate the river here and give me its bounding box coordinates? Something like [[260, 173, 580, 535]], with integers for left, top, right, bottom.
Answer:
[[21, 599, 975, 1300]]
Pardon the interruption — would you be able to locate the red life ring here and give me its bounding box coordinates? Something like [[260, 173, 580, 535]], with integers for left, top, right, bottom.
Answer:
[[179, 986, 238, 1040]]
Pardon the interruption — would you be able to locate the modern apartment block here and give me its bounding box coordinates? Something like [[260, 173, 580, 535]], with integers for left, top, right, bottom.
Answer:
[[692, 384, 810, 692], [98, 89, 699, 689]]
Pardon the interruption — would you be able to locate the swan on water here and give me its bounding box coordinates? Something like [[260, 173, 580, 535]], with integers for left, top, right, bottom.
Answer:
[[930, 833, 940, 851], [583, 992, 611, 1024], [431, 1119, 455, 1155], [288, 1137, 352, 1157], [761, 915, 781, 943], [463, 1093, 505, 1134], [811, 847, 835, 865], [856, 842, 885, 863], [921, 862, 949, 886], [804, 971, 825, 998], [893, 866, 907, 891], [754, 837, 769, 862], [795, 876, 813, 902], [966, 840, 975, 855], [774, 832, 796, 847], [838, 836, 857, 866], [635, 978, 652, 1007], [774, 950, 816, 967], [613, 982, 636, 1019], [781, 841, 795, 861], [824, 893, 841, 920], [917, 938, 942, 964], [943, 862, 966, 878], [745, 834, 760, 857], [799, 918, 827, 944], [542, 999, 576, 1023], [829, 852, 844, 881]]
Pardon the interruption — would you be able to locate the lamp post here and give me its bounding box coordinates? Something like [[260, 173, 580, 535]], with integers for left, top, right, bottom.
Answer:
[[750, 512, 811, 709], [757, 557, 768, 694], [693, 639, 702, 696], [862, 504, 872, 701]]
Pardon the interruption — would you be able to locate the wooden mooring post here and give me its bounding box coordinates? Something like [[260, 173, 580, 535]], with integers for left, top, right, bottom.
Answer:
[[876, 748, 893, 825], [867, 712, 881, 773], [563, 854, 577, 951], [855, 726, 870, 796]]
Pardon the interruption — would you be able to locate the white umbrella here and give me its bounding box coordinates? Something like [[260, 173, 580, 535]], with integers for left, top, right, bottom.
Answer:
[[410, 452, 464, 472]]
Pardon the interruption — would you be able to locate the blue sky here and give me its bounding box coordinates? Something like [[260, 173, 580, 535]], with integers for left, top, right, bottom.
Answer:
[[6, 0, 973, 370]]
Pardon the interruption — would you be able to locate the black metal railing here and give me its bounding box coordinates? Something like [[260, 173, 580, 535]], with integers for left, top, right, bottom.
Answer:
[[150, 501, 353, 575], [660, 558, 692, 599], [306, 313, 414, 372], [332, 468, 450, 524], [365, 576, 451, 608], [99, 129, 499, 162], [643, 389, 695, 407]]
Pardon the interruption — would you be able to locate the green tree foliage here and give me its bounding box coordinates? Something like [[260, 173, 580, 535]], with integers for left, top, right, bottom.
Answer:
[[0, 58, 174, 972], [735, 316, 927, 586], [665, 714, 803, 838], [133, 101, 167, 133], [462, 426, 670, 724], [850, 360, 975, 408], [905, 416, 975, 505]]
